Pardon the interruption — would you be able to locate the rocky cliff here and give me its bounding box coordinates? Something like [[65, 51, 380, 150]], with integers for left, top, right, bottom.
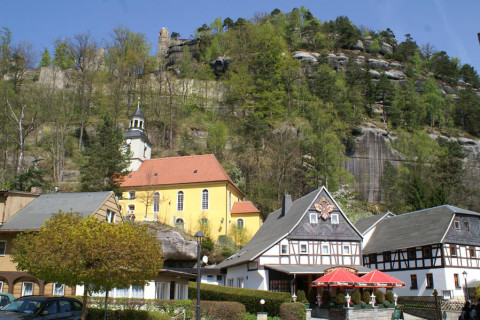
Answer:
[[346, 124, 480, 203]]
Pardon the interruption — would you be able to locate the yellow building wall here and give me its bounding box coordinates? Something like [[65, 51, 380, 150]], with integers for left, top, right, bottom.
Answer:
[[0, 233, 20, 272], [119, 182, 261, 240]]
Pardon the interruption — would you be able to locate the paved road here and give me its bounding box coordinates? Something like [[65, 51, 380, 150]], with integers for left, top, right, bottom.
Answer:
[[311, 312, 426, 320]]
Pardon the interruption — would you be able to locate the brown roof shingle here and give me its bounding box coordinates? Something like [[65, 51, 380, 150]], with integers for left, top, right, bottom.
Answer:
[[121, 154, 243, 196]]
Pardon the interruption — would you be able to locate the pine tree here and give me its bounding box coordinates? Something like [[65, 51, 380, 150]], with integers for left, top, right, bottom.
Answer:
[[79, 114, 130, 192], [39, 48, 51, 67]]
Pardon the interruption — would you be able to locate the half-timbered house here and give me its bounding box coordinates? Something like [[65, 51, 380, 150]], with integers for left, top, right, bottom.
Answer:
[[356, 205, 480, 299], [217, 187, 370, 294]]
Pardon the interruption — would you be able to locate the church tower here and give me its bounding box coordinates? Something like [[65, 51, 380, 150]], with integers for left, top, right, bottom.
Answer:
[[124, 99, 151, 172]]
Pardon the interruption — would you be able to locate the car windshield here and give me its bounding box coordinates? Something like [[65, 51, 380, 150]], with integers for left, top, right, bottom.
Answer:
[[1, 299, 42, 314]]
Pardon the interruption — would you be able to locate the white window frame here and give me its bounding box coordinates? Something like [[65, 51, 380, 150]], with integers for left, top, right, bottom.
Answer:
[[300, 244, 308, 254], [128, 204, 135, 212], [128, 191, 136, 200], [200, 217, 208, 226], [53, 283, 65, 296], [156, 282, 169, 300], [237, 278, 244, 288], [343, 244, 351, 255], [309, 212, 318, 224], [0, 240, 6, 256], [236, 218, 244, 230], [176, 283, 187, 299], [331, 213, 339, 224], [22, 281, 34, 296], [175, 217, 185, 230], [177, 191, 184, 212], [454, 220, 460, 230], [153, 192, 160, 213], [281, 244, 288, 255], [131, 285, 144, 298], [106, 210, 115, 223], [321, 242, 330, 255], [201, 189, 209, 210]]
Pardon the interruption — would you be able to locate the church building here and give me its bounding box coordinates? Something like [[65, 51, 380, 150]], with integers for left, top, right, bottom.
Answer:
[[118, 103, 262, 242]]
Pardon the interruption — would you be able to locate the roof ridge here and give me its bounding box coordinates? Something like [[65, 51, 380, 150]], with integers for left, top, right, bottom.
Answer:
[[143, 154, 214, 162]]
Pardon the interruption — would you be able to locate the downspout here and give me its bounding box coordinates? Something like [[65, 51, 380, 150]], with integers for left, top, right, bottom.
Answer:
[[225, 182, 229, 235]]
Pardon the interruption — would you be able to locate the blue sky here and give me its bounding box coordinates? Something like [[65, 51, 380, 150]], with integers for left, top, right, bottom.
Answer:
[[1, 0, 479, 72]]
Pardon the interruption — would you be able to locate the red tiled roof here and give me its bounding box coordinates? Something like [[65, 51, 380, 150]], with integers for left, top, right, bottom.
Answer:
[[231, 201, 260, 214], [121, 154, 243, 196]]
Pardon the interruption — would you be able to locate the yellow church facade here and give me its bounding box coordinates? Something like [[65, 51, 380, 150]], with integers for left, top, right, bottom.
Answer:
[[118, 154, 262, 241]]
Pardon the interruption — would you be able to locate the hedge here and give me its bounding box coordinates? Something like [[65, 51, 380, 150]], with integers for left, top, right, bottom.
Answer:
[[188, 282, 290, 316], [279, 302, 306, 320], [86, 299, 245, 320]]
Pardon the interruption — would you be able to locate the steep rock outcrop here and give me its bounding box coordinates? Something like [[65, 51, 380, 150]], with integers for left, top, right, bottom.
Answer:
[[152, 227, 197, 261], [344, 125, 404, 203], [346, 124, 480, 203]]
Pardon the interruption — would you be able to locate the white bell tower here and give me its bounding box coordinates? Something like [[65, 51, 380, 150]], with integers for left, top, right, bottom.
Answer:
[[124, 99, 152, 171]]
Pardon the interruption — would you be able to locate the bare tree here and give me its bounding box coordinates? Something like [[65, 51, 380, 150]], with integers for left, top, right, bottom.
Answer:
[[70, 32, 100, 148], [3, 98, 36, 173]]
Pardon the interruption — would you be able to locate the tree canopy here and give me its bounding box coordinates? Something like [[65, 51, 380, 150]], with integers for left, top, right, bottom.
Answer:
[[12, 212, 164, 320]]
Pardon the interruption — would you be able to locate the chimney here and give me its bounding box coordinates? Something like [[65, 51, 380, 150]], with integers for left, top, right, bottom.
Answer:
[[30, 187, 42, 194], [280, 194, 292, 217]]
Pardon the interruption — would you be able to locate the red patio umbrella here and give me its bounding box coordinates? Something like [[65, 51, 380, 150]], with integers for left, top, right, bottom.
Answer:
[[359, 270, 406, 288], [312, 268, 364, 287]]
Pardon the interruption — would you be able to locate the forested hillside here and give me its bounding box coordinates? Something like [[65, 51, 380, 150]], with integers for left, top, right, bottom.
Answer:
[[2, 7, 480, 221]]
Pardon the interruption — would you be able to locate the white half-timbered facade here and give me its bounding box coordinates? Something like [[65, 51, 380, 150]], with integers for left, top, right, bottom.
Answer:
[[217, 187, 370, 293], [356, 206, 480, 299]]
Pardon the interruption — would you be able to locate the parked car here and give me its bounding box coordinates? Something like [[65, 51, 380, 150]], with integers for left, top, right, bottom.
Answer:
[[0, 294, 15, 308], [0, 296, 83, 319]]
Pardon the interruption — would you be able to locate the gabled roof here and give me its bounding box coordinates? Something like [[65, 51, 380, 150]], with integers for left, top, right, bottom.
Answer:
[[217, 187, 362, 269], [231, 201, 260, 214], [0, 191, 115, 231], [362, 205, 479, 254], [120, 154, 244, 196], [355, 211, 394, 235]]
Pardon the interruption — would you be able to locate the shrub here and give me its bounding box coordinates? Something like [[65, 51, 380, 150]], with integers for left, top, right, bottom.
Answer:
[[87, 308, 170, 320], [279, 303, 306, 320], [385, 290, 394, 303], [296, 290, 307, 303], [351, 290, 361, 304], [383, 300, 391, 308], [375, 290, 385, 304], [336, 293, 346, 305], [200, 301, 246, 320], [321, 290, 331, 307], [362, 291, 371, 304], [360, 301, 367, 309], [188, 282, 289, 316]]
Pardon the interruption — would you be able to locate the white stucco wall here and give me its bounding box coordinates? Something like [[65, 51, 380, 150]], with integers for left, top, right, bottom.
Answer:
[[224, 264, 269, 290], [384, 267, 480, 299]]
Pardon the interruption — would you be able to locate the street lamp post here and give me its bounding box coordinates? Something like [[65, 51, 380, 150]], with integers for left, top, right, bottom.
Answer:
[[195, 231, 204, 320], [260, 299, 265, 313], [463, 271, 468, 302]]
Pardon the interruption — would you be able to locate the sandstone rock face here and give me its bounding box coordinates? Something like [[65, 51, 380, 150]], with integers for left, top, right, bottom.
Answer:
[[380, 43, 393, 55], [294, 51, 318, 63], [345, 125, 404, 203], [385, 70, 406, 80], [153, 228, 197, 261], [346, 125, 480, 203], [368, 59, 390, 70]]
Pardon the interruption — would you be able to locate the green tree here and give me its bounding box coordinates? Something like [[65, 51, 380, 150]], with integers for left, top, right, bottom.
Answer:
[[79, 114, 130, 192], [53, 39, 75, 69], [421, 77, 444, 127], [12, 212, 164, 320], [14, 167, 50, 192], [39, 48, 51, 67], [460, 64, 480, 88], [455, 87, 480, 136]]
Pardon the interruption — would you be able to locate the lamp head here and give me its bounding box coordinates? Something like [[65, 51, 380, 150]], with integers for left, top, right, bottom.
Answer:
[[463, 271, 468, 280], [260, 299, 265, 305], [194, 230, 204, 243]]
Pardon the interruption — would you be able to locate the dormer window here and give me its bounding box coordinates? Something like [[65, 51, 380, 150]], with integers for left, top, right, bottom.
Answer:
[[464, 221, 470, 231], [106, 210, 115, 223], [331, 214, 339, 224], [309, 212, 318, 224], [454, 221, 460, 230]]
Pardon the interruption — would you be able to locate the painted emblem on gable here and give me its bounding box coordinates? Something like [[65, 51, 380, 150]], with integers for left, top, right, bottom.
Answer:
[[314, 198, 335, 220]]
